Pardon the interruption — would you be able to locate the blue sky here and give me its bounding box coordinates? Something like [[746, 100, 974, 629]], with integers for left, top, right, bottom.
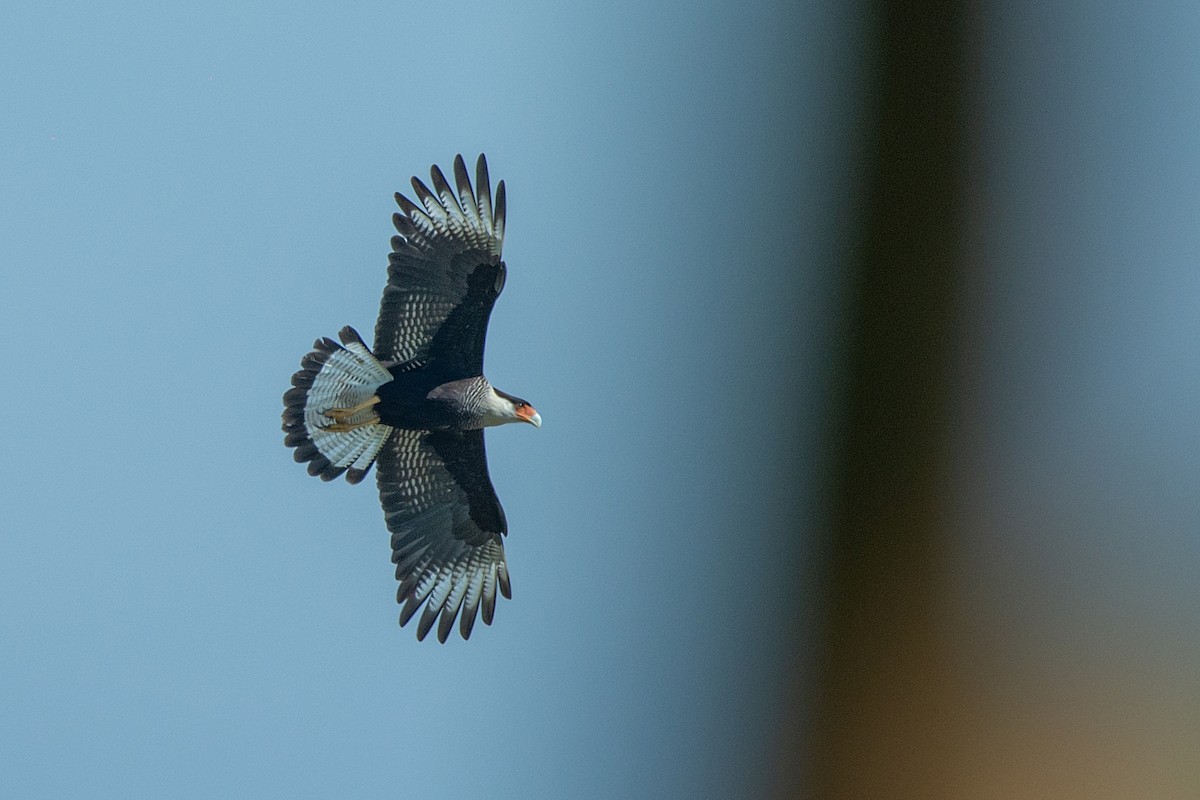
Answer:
[[6, 1, 1200, 797], [0, 2, 857, 797]]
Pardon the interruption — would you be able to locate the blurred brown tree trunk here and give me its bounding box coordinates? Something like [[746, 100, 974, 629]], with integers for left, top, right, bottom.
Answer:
[[795, 1, 972, 797]]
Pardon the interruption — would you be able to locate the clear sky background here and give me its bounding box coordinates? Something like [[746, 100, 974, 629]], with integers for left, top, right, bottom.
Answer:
[[5, 2, 1200, 798], [0, 2, 857, 798]]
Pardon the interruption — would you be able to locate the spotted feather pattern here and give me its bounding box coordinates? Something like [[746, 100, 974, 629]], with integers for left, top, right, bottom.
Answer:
[[374, 154, 506, 370], [377, 428, 511, 642], [282, 327, 393, 484], [283, 155, 526, 644]]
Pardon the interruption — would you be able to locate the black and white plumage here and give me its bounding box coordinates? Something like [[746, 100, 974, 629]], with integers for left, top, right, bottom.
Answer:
[[282, 155, 539, 642]]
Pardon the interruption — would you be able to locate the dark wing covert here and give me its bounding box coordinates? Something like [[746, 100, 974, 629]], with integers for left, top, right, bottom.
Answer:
[[377, 428, 512, 642], [375, 154, 507, 378]]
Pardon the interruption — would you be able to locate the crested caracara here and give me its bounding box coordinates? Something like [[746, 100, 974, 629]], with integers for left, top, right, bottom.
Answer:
[[283, 154, 539, 642]]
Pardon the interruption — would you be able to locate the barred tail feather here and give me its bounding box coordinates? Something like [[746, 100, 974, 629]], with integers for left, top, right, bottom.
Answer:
[[282, 326, 393, 484]]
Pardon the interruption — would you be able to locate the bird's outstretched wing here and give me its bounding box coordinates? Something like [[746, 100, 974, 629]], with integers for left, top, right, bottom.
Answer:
[[375, 154, 507, 379], [377, 428, 512, 642]]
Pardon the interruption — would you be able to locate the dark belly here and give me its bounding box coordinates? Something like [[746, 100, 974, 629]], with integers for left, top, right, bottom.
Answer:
[[376, 373, 459, 431]]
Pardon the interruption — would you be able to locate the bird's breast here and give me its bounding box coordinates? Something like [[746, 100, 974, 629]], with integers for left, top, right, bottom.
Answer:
[[377, 374, 486, 431]]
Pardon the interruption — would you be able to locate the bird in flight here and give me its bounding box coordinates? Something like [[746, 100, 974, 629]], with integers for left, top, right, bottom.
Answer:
[[283, 154, 540, 642]]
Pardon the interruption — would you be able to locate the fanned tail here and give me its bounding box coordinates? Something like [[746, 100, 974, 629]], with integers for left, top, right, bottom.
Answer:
[[282, 326, 393, 484]]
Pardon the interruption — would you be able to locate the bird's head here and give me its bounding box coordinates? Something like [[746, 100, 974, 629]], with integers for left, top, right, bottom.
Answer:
[[489, 388, 541, 428]]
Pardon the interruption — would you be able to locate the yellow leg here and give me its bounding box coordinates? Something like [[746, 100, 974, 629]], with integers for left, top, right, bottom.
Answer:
[[320, 417, 380, 432], [320, 395, 381, 431], [324, 395, 381, 422]]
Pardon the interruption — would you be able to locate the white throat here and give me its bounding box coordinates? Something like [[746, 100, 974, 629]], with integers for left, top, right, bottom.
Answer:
[[479, 385, 520, 427]]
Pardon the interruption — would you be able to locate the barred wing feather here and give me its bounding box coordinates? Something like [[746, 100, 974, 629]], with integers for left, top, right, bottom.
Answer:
[[377, 428, 511, 642], [374, 154, 507, 378]]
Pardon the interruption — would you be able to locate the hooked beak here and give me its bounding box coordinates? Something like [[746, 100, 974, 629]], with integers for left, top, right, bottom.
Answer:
[[518, 406, 542, 428]]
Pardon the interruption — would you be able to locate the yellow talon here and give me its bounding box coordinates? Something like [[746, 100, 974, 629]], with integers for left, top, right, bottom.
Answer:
[[320, 418, 379, 432], [324, 395, 381, 422], [320, 395, 381, 430]]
